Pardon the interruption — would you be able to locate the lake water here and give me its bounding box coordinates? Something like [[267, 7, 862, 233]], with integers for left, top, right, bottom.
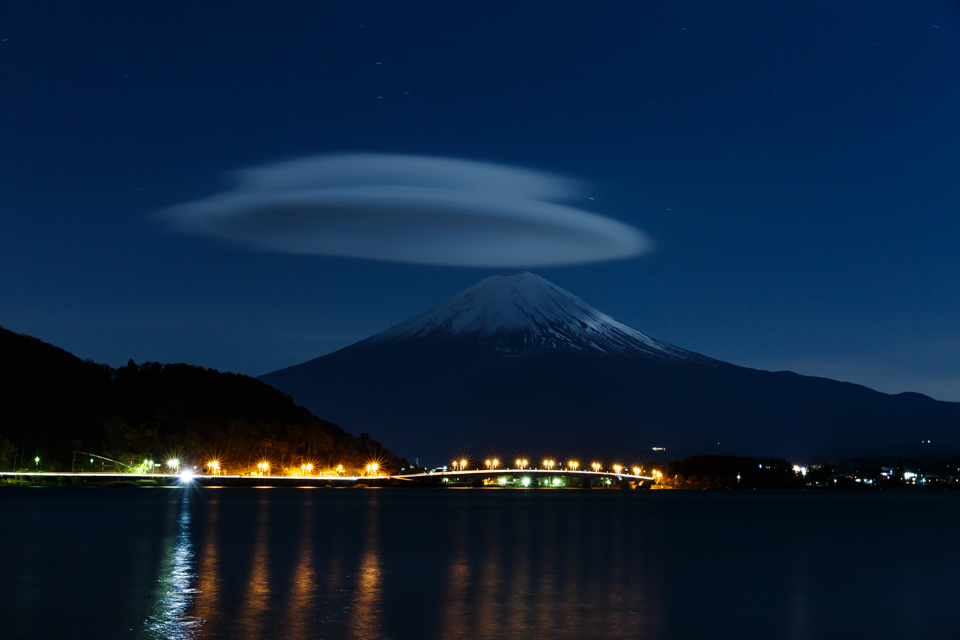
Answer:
[[2, 487, 959, 639]]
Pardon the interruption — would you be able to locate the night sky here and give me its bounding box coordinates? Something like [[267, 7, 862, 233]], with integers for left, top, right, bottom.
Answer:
[[2, 1, 958, 400]]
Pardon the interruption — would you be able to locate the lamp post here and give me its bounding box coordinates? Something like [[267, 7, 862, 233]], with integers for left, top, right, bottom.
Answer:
[[34, 456, 39, 471]]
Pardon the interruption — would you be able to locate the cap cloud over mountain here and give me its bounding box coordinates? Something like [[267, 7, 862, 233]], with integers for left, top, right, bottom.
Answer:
[[260, 274, 960, 464]]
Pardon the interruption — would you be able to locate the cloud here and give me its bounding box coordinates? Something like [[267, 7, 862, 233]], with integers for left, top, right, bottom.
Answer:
[[157, 154, 652, 267]]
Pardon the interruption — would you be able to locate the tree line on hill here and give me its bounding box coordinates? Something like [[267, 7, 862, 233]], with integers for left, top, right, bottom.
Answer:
[[0, 327, 404, 475]]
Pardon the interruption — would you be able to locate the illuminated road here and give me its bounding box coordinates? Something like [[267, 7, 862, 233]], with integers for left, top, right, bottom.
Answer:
[[0, 468, 656, 486]]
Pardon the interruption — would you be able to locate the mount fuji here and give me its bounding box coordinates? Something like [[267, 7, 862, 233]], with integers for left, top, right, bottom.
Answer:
[[260, 273, 959, 463]]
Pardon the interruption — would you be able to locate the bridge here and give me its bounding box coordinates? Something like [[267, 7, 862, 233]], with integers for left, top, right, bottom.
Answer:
[[1, 468, 657, 488], [393, 468, 656, 488]]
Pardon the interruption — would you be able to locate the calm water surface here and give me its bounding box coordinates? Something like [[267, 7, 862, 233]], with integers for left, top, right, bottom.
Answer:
[[2, 488, 959, 639]]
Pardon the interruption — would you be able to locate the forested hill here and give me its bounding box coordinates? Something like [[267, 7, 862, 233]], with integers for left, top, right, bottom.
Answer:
[[0, 327, 401, 474]]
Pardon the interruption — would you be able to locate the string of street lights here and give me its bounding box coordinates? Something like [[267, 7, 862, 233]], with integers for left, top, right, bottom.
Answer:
[[447, 458, 649, 476]]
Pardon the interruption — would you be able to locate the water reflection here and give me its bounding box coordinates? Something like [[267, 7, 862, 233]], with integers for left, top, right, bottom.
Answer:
[[134, 490, 666, 640], [433, 497, 659, 640], [238, 498, 272, 637], [11, 489, 955, 639], [535, 503, 558, 635], [506, 503, 532, 635], [439, 509, 471, 639], [144, 493, 198, 639], [284, 497, 316, 635], [191, 499, 221, 635], [475, 507, 503, 638], [349, 493, 383, 639]]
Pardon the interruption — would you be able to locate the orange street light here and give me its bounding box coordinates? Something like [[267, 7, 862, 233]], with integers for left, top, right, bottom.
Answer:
[[591, 462, 601, 472], [632, 466, 641, 476], [491, 459, 500, 469], [613, 464, 622, 474], [569, 460, 579, 471]]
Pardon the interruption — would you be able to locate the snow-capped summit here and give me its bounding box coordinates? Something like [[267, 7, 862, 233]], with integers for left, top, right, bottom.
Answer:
[[365, 272, 698, 359], [262, 272, 960, 463]]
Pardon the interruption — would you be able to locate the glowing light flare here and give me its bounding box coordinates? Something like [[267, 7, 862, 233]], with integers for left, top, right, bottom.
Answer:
[[568, 460, 579, 470]]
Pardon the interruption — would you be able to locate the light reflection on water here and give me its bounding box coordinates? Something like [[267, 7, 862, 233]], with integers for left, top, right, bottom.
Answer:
[[191, 499, 221, 635], [237, 498, 272, 637], [284, 496, 315, 635], [144, 494, 199, 640], [7, 489, 959, 640], [349, 492, 382, 639]]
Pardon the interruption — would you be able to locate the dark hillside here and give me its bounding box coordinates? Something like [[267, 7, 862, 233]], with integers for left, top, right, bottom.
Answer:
[[0, 327, 399, 473]]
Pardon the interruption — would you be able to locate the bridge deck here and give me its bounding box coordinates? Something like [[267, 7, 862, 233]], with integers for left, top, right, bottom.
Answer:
[[395, 469, 654, 481]]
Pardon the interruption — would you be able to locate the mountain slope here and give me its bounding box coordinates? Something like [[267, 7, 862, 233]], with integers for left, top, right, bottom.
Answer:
[[367, 272, 701, 360], [260, 274, 960, 463], [0, 327, 399, 472]]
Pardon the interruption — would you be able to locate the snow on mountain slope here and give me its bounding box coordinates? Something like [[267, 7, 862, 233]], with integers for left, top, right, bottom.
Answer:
[[364, 272, 702, 360]]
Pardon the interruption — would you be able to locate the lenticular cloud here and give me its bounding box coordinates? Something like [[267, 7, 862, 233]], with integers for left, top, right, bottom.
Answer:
[[157, 154, 651, 267]]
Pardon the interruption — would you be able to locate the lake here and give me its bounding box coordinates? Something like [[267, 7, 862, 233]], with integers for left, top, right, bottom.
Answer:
[[2, 487, 958, 639]]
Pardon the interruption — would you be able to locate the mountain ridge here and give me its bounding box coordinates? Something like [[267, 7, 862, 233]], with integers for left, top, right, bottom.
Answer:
[[0, 326, 402, 473], [260, 274, 960, 463]]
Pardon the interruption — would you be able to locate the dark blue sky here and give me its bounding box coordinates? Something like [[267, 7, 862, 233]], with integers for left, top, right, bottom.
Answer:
[[2, 1, 958, 399]]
